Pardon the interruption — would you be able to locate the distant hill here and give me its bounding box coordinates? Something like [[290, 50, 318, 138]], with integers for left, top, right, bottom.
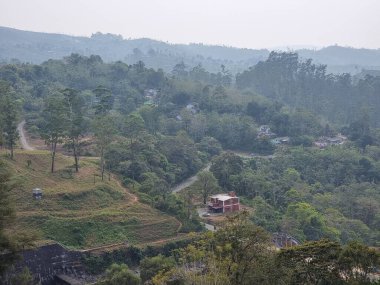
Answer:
[[1, 26, 380, 74]]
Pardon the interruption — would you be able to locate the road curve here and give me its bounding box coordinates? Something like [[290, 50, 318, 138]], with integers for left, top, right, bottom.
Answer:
[[171, 163, 211, 193], [170, 150, 274, 194], [17, 120, 35, 150], [170, 163, 215, 231]]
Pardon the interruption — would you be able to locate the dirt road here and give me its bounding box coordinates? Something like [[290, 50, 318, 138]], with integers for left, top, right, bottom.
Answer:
[[169, 164, 216, 231], [171, 163, 211, 193], [170, 150, 274, 194], [17, 120, 35, 150]]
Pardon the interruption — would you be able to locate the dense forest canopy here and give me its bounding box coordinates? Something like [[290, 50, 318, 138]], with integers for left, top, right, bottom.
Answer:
[[237, 51, 380, 128], [0, 50, 380, 283]]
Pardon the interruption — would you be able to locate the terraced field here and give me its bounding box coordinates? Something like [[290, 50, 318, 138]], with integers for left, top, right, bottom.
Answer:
[[3, 150, 180, 249]]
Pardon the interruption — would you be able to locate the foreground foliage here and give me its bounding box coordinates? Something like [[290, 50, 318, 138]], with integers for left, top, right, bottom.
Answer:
[[209, 150, 380, 245], [150, 212, 379, 285], [96, 263, 141, 285]]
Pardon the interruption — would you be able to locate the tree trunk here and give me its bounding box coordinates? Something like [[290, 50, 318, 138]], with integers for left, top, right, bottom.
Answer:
[[72, 138, 79, 172], [51, 141, 57, 173], [10, 141, 14, 160], [203, 181, 208, 204], [100, 146, 104, 181]]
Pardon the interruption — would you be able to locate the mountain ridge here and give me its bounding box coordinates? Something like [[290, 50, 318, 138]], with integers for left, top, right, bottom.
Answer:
[[1, 26, 380, 74]]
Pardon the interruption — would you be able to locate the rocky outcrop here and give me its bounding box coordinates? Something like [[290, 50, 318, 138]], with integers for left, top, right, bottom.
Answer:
[[1, 244, 88, 285]]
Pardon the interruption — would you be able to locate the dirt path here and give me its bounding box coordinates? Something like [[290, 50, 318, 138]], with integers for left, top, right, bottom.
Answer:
[[82, 233, 190, 254], [143, 233, 189, 246], [57, 176, 182, 253], [17, 120, 35, 150], [15, 122, 185, 250], [112, 174, 138, 203], [80, 241, 128, 253], [113, 174, 182, 231], [227, 150, 276, 159], [169, 163, 217, 231], [171, 163, 211, 193]]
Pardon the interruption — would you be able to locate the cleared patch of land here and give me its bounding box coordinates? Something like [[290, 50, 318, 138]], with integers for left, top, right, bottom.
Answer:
[[3, 150, 180, 249]]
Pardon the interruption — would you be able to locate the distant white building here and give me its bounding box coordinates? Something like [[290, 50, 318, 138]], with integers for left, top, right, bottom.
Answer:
[[271, 137, 290, 145], [144, 89, 159, 98], [186, 103, 199, 114], [257, 125, 276, 138], [314, 134, 347, 148]]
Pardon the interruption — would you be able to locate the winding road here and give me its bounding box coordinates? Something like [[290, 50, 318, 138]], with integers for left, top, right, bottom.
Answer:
[[171, 163, 211, 193], [170, 151, 274, 232], [170, 150, 274, 194], [17, 118, 266, 235], [170, 163, 216, 231], [17, 120, 35, 150], [15, 120, 188, 250]]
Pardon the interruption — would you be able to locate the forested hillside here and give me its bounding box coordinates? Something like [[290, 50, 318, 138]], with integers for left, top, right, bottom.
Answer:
[[1, 26, 380, 74], [0, 51, 379, 245], [0, 51, 380, 283], [237, 51, 380, 129]]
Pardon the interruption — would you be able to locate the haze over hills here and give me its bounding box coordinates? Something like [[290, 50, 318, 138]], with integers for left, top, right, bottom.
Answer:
[[1, 26, 380, 75]]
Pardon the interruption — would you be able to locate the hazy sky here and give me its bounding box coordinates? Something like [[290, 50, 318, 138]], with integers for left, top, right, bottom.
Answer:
[[1, 0, 379, 49]]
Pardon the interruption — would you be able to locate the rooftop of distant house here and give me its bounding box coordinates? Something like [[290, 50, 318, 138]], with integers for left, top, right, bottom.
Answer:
[[210, 193, 237, 201]]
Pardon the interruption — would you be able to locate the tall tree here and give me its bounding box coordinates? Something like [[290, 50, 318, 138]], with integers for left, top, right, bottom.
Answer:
[[0, 160, 35, 275], [92, 86, 115, 180], [194, 171, 219, 204], [123, 112, 145, 144], [0, 82, 20, 159], [172, 61, 188, 78], [93, 86, 113, 116], [40, 92, 68, 173], [93, 115, 116, 181], [138, 105, 159, 135], [215, 211, 272, 285], [210, 152, 244, 189], [0, 159, 17, 274], [62, 88, 86, 172]]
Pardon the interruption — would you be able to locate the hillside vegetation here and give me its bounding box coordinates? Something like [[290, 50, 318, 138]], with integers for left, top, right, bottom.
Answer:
[[0, 52, 379, 247], [3, 150, 180, 249], [0, 44, 380, 283]]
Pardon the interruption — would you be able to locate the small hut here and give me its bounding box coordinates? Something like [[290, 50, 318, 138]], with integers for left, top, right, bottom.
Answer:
[[32, 188, 43, 200]]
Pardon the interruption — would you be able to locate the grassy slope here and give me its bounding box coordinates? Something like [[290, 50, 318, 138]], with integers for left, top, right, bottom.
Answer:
[[3, 150, 180, 249]]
